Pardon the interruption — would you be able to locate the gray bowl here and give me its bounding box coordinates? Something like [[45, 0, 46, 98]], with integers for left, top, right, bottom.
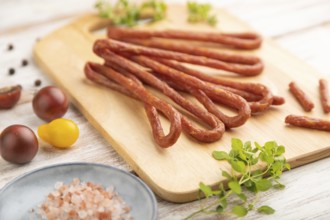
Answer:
[[0, 162, 157, 220]]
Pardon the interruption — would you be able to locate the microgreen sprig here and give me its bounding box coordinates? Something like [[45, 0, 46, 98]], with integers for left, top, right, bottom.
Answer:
[[187, 1, 218, 26], [185, 138, 290, 219], [95, 0, 167, 27]]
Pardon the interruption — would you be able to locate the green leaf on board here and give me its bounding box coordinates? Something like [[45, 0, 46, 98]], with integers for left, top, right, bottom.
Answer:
[[222, 170, 232, 180], [230, 160, 246, 173], [257, 205, 275, 214], [232, 205, 248, 217], [199, 182, 213, 198], [228, 181, 242, 194], [213, 151, 230, 161]]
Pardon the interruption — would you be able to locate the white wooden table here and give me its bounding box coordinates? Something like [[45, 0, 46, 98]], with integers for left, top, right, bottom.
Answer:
[[1, 0, 330, 219]]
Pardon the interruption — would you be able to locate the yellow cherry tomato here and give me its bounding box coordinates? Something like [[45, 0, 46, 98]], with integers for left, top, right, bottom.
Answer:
[[38, 118, 79, 148]]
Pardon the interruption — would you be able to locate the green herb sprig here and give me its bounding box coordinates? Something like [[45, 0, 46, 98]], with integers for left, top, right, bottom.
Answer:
[[95, 0, 167, 27], [185, 138, 291, 219], [187, 1, 218, 26]]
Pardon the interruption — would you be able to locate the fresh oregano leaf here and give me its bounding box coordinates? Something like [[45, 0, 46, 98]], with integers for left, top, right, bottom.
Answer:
[[232, 205, 248, 217], [230, 160, 246, 173], [220, 197, 228, 209], [260, 151, 274, 164], [213, 151, 230, 161], [187, 1, 218, 26], [271, 161, 284, 177], [251, 157, 259, 165], [246, 181, 257, 193], [255, 141, 263, 151], [273, 183, 285, 189], [285, 163, 291, 170], [228, 181, 242, 194], [216, 196, 228, 213], [255, 179, 272, 192], [251, 170, 263, 180], [238, 150, 247, 161], [216, 204, 224, 213], [264, 141, 277, 153], [199, 182, 213, 198], [237, 193, 247, 202], [207, 15, 217, 26], [244, 141, 252, 150], [275, 145, 285, 156], [231, 138, 244, 151], [248, 203, 254, 210], [222, 170, 232, 180], [257, 205, 275, 214]]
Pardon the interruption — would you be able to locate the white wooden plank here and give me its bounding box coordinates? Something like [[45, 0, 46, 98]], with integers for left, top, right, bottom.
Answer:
[[225, 0, 330, 37], [276, 25, 330, 76], [0, 0, 94, 33]]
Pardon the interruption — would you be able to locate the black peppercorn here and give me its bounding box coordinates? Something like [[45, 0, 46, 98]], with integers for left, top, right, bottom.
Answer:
[[8, 68, 15, 75], [21, 59, 29, 67], [34, 79, 42, 87], [7, 44, 14, 51]]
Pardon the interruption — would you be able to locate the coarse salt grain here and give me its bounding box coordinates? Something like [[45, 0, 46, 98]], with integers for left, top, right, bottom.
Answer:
[[54, 181, 63, 190], [35, 178, 133, 220]]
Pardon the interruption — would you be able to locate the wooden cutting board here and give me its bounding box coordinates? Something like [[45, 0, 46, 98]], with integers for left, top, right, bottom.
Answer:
[[33, 5, 330, 203]]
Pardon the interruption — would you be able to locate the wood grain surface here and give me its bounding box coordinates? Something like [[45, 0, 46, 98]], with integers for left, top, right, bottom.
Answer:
[[33, 4, 330, 203]]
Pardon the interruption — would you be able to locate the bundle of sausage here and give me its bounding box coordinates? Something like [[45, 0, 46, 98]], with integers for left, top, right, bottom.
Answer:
[[84, 27, 284, 148]]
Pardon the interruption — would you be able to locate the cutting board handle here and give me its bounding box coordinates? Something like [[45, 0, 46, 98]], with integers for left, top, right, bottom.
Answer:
[[72, 14, 112, 39]]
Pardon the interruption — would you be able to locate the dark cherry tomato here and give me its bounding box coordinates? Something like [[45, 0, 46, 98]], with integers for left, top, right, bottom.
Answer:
[[0, 85, 22, 109], [32, 86, 69, 121], [0, 125, 39, 164]]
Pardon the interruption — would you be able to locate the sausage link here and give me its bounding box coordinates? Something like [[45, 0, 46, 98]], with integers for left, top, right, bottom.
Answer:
[[112, 38, 263, 75], [84, 62, 182, 148], [127, 55, 251, 128], [285, 115, 330, 131], [319, 79, 330, 113], [272, 96, 285, 105], [107, 27, 262, 50], [85, 64, 183, 146], [99, 51, 225, 141], [85, 62, 136, 98], [121, 38, 260, 64], [289, 82, 314, 112], [93, 39, 261, 76], [87, 62, 225, 142], [108, 58, 226, 142], [154, 58, 276, 113]]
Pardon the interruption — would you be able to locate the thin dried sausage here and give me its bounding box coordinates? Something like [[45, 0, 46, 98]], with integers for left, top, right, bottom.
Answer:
[[86, 60, 225, 142], [93, 39, 261, 76], [285, 115, 330, 131], [154, 58, 274, 113], [107, 27, 262, 50], [289, 82, 314, 112], [84, 62, 182, 148], [319, 79, 330, 113], [97, 50, 225, 141], [112, 38, 263, 75], [127, 55, 251, 128]]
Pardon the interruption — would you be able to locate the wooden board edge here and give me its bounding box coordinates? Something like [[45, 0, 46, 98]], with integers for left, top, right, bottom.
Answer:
[[288, 145, 330, 168]]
